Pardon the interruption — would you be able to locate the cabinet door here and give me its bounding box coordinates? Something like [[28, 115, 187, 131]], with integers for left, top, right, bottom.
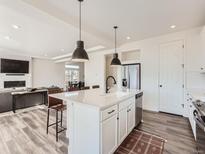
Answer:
[[188, 101, 193, 124], [101, 114, 118, 154], [189, 104, 196, 139], [127, 103, 135, 133], [118, 108, 127, 144]]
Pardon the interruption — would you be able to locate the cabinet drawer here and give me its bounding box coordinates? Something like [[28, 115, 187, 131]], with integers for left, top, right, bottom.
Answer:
[[101, 105, 118, 121], [119, 97, 135, 111]]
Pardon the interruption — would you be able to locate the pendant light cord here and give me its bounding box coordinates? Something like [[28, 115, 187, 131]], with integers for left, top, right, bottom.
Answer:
[[79, 0, 82, 41], [114, 26, 118, 53]]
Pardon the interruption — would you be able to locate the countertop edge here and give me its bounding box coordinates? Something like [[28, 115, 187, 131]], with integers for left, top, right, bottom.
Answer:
[[49, 90, 141, 110]]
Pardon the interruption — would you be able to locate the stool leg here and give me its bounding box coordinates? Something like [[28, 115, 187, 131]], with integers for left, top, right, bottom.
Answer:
[[46, 109, 50, 134], [61, 110, 63, 127], [56, 110, 58, 142]]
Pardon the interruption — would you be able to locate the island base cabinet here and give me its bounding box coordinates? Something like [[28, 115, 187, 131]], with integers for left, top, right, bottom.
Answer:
[[118, 108, 128, 144], [67, 96, 136, 154], [101, 114, 118, 154], [127, 103, 136, 133]]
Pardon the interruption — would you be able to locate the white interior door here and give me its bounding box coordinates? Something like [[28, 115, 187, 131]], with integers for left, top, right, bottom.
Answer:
[[159, 40, 184, 115]]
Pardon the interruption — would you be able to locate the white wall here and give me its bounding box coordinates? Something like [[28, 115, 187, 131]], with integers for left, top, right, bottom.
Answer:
[[84, 52, 105, 89], [32, 58, 65, 88], [105, 54, 118, 87], [85, 27, 205, 112]]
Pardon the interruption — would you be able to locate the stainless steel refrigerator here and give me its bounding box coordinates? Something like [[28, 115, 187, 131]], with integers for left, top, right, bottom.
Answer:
[[121, 64, 141, 90], [122, 63, 142, 127]]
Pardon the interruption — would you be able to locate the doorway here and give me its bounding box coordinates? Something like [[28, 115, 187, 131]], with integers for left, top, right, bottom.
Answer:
[[159, 40, 184, 115]]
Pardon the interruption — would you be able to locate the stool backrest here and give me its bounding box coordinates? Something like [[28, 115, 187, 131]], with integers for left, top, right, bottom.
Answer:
[[81, 86, 90, 90], [92, 85, 100, 89], [48, 88, 63, 108]]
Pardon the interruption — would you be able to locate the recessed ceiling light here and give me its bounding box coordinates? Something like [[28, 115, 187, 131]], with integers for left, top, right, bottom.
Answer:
[[12, 25, 20, 29], [126, 36, 131, 40], [4, 36, 11, 40], [44, 54, 48, 56], [61, 49, 65, 51], [170, 25, 176, 29]]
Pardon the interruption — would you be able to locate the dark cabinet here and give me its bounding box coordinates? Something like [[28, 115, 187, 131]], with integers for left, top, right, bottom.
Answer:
[[0, 92, 13, 113], [0, 90, 48, 113]]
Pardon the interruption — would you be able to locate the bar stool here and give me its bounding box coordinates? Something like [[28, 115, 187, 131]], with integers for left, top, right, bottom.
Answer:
[[47, 90, 66, 142]]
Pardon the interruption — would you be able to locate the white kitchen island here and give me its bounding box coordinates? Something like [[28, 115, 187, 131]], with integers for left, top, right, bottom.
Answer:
[[49, 89, 141, 154]]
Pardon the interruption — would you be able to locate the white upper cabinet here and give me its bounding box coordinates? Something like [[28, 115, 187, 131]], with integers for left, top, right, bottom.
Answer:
[[186, 26, 205, 72], [201, 26, 205, 56], [200, 26, 205, 72]]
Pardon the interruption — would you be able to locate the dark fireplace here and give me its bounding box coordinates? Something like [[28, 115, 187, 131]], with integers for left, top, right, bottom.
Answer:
[[4, 81, 26, 88]]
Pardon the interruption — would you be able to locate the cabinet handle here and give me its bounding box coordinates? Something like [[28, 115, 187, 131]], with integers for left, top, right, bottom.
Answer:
[[108, 110, 115, 114], [127, 109, 131, 112]]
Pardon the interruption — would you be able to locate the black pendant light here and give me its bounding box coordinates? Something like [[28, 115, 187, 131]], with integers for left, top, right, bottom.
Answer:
[[72, 0, 89, 62], [111, 26, 121, 66]]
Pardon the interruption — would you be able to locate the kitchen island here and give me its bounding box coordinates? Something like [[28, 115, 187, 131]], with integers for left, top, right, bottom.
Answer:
[[50, 89, 141, 154]]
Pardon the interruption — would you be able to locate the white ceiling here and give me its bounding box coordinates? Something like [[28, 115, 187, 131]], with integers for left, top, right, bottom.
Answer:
[[1, 0, 205, 59], [0, 0, 110, 58]]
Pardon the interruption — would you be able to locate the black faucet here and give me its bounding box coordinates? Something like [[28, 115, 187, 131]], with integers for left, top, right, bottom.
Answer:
[[106, 76, 117, 93]]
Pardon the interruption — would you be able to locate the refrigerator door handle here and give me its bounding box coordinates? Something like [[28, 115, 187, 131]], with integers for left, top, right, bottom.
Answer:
[[128, 66, 130, 88]]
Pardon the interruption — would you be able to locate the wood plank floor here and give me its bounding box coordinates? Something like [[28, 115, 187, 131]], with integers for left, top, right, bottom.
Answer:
[[0, 107, 197, 154], [0, 106, 68, 154], [139, 110, 197, 154]]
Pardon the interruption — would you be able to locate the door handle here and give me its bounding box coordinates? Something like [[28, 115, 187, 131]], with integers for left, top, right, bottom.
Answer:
[[159, 85, 162, 87]]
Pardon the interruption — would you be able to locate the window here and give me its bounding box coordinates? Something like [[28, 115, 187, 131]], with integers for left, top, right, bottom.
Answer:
[[65, 65, 80, 87]]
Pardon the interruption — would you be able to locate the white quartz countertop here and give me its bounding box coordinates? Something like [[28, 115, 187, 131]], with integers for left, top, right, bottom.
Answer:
[[49, 89, 142, 110], [187, 89, 205, 102]]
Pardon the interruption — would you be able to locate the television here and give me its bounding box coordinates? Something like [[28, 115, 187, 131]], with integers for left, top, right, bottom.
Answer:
[[0, 58, 29, 74]]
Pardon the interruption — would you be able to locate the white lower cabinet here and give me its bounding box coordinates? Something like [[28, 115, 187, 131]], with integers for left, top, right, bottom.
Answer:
[[188, 101, 196, 139], [118, 108, 128, 144], [101, 97, 136, 154], [68, 95, 136, 154], [127, 103, 136, 133], [101, 114, 118, 154], [186, 93, 196, 140]]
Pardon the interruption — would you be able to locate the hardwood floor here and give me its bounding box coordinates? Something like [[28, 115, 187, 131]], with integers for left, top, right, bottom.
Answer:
[[139, 110, 197, 154], [0, 106, 68, 154], [0, 107, 197, 154]]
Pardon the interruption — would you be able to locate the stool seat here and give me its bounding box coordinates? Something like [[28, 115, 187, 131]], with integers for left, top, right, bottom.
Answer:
[[50, 104, 66, 111]]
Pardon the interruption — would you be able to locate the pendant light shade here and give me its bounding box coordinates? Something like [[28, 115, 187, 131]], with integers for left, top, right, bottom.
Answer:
[[72, 41, 89, 62], [72, 0, 89, 62], [111, 26, 121, 66], [111, 53, 121, 65]]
